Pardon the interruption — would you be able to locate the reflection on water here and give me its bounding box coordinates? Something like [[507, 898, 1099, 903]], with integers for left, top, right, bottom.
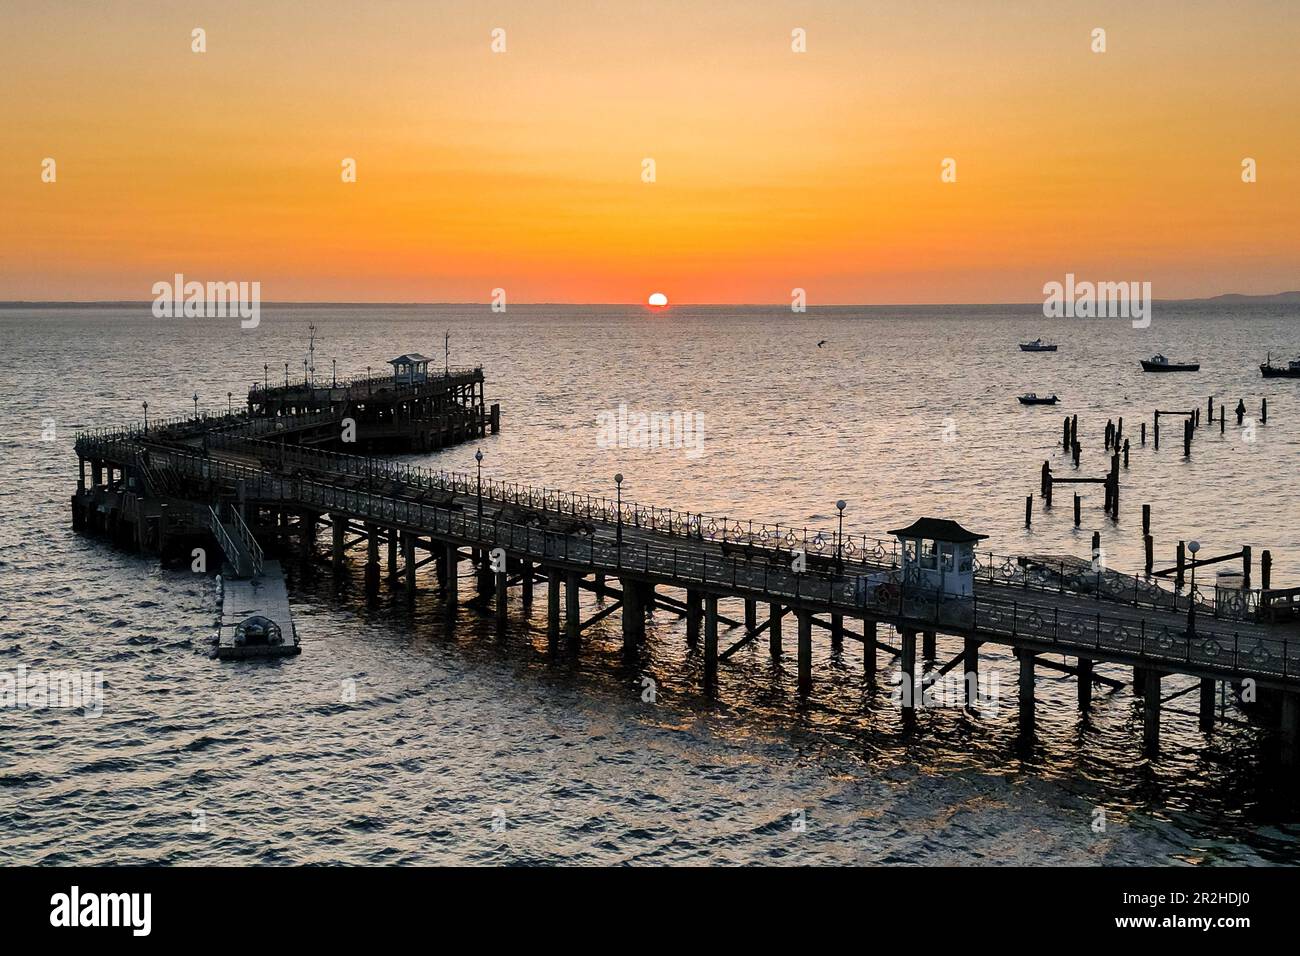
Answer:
[[1, 304, 1298, 864]]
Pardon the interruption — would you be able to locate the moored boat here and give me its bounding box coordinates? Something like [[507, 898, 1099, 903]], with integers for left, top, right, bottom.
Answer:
[[1018, 393, 1059, 405], [1140, 353, 1199, 372], [1019, 338, 1058, 352], [1260, 353, 1300, 378]]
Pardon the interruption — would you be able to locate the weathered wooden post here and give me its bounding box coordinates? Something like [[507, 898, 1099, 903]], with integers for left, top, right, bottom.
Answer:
[[364, 523, 380, 593], [1071, 414, 1078, 447], [1175, 540, 1186, 590], [404, 535, 418, 597], [1074, 494, 1081, 527], [521, 560, 533, 608], [864, 619, 877, 682], [686, 588, 702, 643], [565, 572, 581, 640], [922, 629, 936, 659], [1154, 413, 1160, 450], [495, 565, 508, 623], [1041, 460, 1051, 496], [1144, 535, 1154, 576], [1062, 417, 1071, 451], [1025, 495, 1033, 528], [1221, 405, 1226, 435], [1142, 503, 1151, 536], [704, 594, 719, 693], [1092, 530, 1101, 559], [964, 638, 980, 709], [1236, 399, 1246, 426], [1183, 418, 1192, 456], [1207, 395, 1214, 421], [1242, 545, 1252, 591], [1017, 650, 1035, 731], [769, 603, 783, 657], [1123, 438, 1130, 468], [1199, 678, 1216, 732], [797, 610, 813, 695], [1045, 475, 1053, 508], [1116, 416, 1123, 444], [1072, 441, 1080, 466], [387, 530, 398, 579], [831, 614, 844, 651], [622, 577, 643, 646], [594, 572, 605, 599], [1077, 657, 1093, 712], [1262, 397, 1268, 424], [1140, 421, 1147, 445], [1143, 669, 1162, 751], [1110, 452, 1120, 516], [332, 514, 346, 569], [745, 599, 757, 633], [900, 628, 917, 720], [546, 569, 560, 643], [1262, 550, 1272, 591]]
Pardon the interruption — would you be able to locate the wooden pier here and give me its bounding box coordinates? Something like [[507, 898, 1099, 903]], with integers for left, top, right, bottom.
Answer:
[[70, 371, 1300, 769]]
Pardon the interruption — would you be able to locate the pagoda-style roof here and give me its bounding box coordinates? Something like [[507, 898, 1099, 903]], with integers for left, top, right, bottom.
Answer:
[[888, 517, 988, 543], [389, 353, 433, 365]]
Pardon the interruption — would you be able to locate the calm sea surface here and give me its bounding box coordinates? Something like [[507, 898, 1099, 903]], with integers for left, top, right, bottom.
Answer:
[[2, 303, 1299, 865]]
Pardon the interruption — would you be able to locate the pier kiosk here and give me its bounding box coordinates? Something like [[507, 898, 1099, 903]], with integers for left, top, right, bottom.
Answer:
[[388, 353, 433, 385], [888, 517, 987, 598]]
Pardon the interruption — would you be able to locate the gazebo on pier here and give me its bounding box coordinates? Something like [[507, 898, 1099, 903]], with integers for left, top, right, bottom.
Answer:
[[388, 353, 433, 386], [888, 517, 988, 598]]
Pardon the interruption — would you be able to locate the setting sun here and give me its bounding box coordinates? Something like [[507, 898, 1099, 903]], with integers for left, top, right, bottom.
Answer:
[[648, 292, 668, 307]]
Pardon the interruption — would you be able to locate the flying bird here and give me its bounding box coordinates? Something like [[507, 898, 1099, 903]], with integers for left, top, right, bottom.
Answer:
[[817, 339, 828, 348]]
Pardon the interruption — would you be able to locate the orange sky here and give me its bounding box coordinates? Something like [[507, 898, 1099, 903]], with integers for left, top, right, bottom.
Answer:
[[1, 1, 1296, 303]]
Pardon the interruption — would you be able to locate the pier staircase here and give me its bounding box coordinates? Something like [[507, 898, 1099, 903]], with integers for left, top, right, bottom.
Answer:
[[208, 502, 264, 579]]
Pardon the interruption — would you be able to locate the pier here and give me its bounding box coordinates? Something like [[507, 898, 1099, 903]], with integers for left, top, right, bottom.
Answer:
[[70, 365, 1300, 769]]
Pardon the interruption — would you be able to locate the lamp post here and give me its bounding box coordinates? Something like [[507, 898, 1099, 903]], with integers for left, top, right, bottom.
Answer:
[[263, 363, 268, 392], [836, 499, 846, 572], [367, 366, 372, 396], [615, 473, 624, 566], [332, 358, 337, 387], [475, 449, 484, 527], [192, 392, 199, 418], [227, 391, 232, 415], [1188, 539, 1201, 635], [303, 359, 308, 385], [284, 362, 289, 388], [142, 401, 149, 435]]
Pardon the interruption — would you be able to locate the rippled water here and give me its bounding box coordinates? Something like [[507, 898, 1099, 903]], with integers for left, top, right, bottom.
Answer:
[[2, 303, 1299, 864]]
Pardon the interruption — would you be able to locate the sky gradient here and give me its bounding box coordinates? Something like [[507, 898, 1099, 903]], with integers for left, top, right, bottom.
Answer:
[[1, 1, 1296, 303]]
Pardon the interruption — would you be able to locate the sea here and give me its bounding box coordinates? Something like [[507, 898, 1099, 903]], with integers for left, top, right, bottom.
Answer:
[[1, 302, 1298, 865]]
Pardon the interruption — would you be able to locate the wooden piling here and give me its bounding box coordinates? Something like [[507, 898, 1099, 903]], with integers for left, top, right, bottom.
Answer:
[[332, 514, 346, 569], [364, 523, 380, 593], [769, 603, 783, 657], [1025, 495, 1033, 528], [1262, 397, 1268, 424], [1221, 405, 1225, 435], [1122, 438, 1129, 468], [1199, 678, 1216, 732], [1074, 494, 1081, 527], [704, 594, 719, 693], [1281, 692, 1299, 769], [797, 610, 813, 695], [831, 613, 844, 650], [864, 619, 877, 682], [1175, 540, 1186, 590], [900, 628, 917, 719], [495, 569, 508, 623], [1262, 550, 1272, 591], [1142, 503, 1151, 536], [964, 638, 980, 709], [565, 572, 580, 640], [1144, 534, 1154, 576], [922, 629, 936, 659], [622, 577, 643, 645], [1242, 545, 1252, 591], [521, 560, 533, 607], [745, 599, 757, 633], [1140, 421, 1146, 445], [547, 569, 560, 642], [404, 535, 418, 597], [686, 588, 702, 643], [1077, 657, 1093, 712], [1143, 669, 1162, 751], [1017, 650, 1035, 731], [444, 542, 458, 604]]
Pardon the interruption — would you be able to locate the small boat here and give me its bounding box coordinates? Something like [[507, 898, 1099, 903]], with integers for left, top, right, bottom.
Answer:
[[216, 614, 300, 660], [1141, 354, 1199, 372], [1019, 338, 1058, 352], [1260, 353, 1300, 378], [1018, 393, 1059, 405]]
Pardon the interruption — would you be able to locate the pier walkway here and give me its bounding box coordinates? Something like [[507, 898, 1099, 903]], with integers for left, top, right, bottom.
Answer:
[[72, 401, 1300, 762]]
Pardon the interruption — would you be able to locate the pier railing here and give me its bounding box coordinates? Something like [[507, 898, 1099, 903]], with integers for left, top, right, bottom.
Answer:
[[73, 417, 1263, 621], [249, 366, 483, 398], [111, 439, 1297, 683]]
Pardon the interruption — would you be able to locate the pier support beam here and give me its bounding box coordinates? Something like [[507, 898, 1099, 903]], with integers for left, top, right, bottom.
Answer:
[[332, 515, 346, 569], [547, 569, 560, 644], [1077, 657, 1094, 712], [1017, 650, 1035, 732], [364, 523, 380, 593], [704, 595, 719, 693], [565, 572, 580, 641], [863, 620, 877, 683], [622, 577, 644, 647], [831, 614, 844, 651], [900, 629, 917, 719], [1199, 678, 1216, 732], [797, 610, 812, 696], [521, 560, 533, 608], [300, 510, 317, 554], [769, 603, 783, 658], [744, 599, 757, 634], [387, 531, 397, 578], [1142, 669, 1163, 752], [476, 551, 494, 597], [964, 638, 981, 709], [922, 629, 936, 660], [685, 588, 701, 644], [594, 572, 605, 600], [403, 535, 417, 597], [443, 542, 458, 605], [495, 569, 508, 624]]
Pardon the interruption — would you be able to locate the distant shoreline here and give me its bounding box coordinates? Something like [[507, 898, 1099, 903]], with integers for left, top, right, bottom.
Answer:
[[2, 293, 1298, 310]]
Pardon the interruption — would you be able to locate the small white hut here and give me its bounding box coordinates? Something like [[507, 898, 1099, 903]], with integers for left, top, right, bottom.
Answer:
[[388, 353, 432, 385], [888, 517, 988, 598]]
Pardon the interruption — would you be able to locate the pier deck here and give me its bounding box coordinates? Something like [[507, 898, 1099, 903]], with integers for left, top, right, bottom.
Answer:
[[72, 398, 1300, 763]]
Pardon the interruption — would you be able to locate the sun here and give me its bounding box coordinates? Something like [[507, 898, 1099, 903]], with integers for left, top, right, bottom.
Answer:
[[647, 292, 668, 308]]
